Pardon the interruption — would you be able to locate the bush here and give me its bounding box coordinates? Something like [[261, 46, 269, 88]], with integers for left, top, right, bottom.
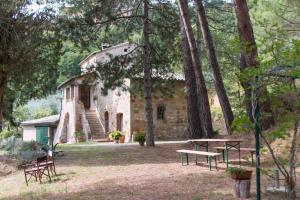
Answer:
[[74, 130, 85, 138], [108, 131, 123, 140], [0, 130, 14, 140], [226, 167, 247, 175], [0, 129, 22, 140], [16, 141, 50, 168], [133, 132, 145, 142]]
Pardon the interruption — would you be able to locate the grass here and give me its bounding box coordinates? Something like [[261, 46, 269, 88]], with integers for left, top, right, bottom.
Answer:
[[0, 142, 297, 200]]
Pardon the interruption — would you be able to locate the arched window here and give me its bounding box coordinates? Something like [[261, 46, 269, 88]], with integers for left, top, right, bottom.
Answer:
[[157, 105, 166, 120]]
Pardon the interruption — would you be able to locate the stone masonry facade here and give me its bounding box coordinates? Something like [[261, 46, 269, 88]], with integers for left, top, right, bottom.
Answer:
[[130, 79, 188, 140]]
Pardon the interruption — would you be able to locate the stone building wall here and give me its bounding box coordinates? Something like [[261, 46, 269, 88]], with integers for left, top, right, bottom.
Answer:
[[130, 80, 188, 140], [93, 79, 131, 141]]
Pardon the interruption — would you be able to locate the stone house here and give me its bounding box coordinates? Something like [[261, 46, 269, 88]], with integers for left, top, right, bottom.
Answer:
[[53, 42, 189, 144]]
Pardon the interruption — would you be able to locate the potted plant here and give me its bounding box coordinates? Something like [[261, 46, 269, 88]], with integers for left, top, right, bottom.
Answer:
[[119, 134, 125, 143], [226, 167, 252, 180], [108, 131, 122, 144], [226, 167, 252, 198], [74, 131, 86, 143], [134, 132, 146, 146]]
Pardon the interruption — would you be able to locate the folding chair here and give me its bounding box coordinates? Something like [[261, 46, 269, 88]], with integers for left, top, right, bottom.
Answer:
[[36, 151, 56, 176], [23, 161, 51, 186]]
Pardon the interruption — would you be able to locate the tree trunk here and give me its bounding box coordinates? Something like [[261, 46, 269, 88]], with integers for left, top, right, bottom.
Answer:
[[234, 0, 275, 130], [178, 0, 213, 138], [180, 20, 203, 139], [0, 70, 7, 132], [194, 0, 234, 134], [239, 53, 253, 121], [287, 119, 299, 200], [143, 0, 154, 146]]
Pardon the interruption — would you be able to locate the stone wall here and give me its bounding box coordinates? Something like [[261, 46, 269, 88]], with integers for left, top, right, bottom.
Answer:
[[130, 80, 188, 140], [93, 79, 131, 141]]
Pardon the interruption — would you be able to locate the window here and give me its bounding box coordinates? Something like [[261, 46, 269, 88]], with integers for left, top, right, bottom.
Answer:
[[157, 105, 165, 120], [71, 85, 75, 99], [66, 87, 70, 100]]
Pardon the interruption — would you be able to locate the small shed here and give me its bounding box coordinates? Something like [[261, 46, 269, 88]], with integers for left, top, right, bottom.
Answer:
[[21, 115, 60, 146]]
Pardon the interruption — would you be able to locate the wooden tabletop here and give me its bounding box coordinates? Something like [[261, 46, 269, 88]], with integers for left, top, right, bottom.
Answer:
[[187, 139, 247, 142]]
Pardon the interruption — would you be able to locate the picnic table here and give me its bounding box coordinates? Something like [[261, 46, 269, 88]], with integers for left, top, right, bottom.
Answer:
[[187, 139, 247, 168]]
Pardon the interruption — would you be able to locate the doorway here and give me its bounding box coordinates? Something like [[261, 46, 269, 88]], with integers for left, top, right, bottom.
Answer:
[[104, 111, 109, 134], [80, 85, 90, 109], [116, 113, 123, 131], [36, 126, 49, 145]]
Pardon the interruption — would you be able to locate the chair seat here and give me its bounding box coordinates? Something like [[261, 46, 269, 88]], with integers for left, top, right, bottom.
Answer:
[[25, 166, 45, 172], [38, 161, 53, 166]]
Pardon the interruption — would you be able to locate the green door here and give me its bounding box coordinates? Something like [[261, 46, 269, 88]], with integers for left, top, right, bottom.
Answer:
[[36, 126, 49, 145]]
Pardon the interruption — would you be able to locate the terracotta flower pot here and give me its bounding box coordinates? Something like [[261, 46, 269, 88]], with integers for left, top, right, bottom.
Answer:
[[231, 170, 252, 180], [119, 136, 125, 143]]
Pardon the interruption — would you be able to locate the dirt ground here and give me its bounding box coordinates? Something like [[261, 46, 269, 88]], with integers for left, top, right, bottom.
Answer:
[[0, 142, 296, 200]]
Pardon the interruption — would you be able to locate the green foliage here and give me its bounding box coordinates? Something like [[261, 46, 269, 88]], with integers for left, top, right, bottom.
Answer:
[[0, 130, 14, 140], [133, 132, 146, 142], [231, 113, 254, 134], [0, 1, 63, 128], [74, 131, 85, 138], [108, 131, 123, 140], [33, 108, 55, 119], [0, 128, 21, 140], [12, 94, 60, 126], [211, 107, 223, 120], [16, 141, 50, 168], [57, 41, 88, 84], [226, 167, 248, 176]]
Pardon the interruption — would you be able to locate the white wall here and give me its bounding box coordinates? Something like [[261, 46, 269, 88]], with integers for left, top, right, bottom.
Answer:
[[54, 85, 78, 144], [22, 126, 36, 141]]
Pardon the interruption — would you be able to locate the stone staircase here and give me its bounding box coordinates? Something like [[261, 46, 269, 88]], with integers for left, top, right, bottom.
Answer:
[[85, 110, 107, 141]]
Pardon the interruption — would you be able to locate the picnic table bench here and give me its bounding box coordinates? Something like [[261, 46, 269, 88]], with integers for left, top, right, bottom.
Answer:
[[214, 147, 256, 165], [176, 149, 221, 171], [188, 139, 247, 168]]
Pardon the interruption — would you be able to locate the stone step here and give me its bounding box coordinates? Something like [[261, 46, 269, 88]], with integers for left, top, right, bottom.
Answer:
[[89, 125, 102, 128], [91, 134, 106, 138], [88, 121, 101, 124], [86, 118, 100, 121], [86, 119, 101, 123], [90, 127, 103, 130], [91, 129, 103, 132], [84, 110, 105, 134]]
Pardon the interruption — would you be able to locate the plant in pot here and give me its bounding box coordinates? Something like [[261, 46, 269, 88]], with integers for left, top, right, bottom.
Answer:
[[119, 133, 125, 143], [226, 167, 252, 198], [134, 132, 145, 146], [108, 131, 122, 144], [74, 131, 86, 143]]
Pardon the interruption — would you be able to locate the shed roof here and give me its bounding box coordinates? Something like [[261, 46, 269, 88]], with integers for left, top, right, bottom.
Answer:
[[21, 115, 60, 126]]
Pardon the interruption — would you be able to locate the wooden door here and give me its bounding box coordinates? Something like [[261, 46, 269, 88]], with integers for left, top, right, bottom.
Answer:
[[105, 111, 109, 134], [36, 126, 48, 145], [116, 113, 123, 131], [80, 85, 90, 109]]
